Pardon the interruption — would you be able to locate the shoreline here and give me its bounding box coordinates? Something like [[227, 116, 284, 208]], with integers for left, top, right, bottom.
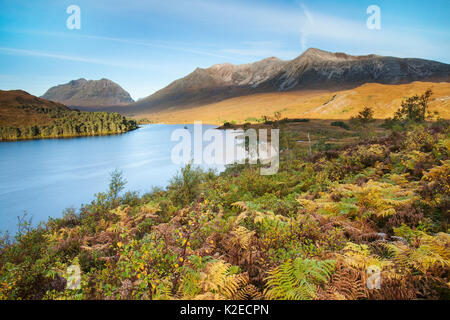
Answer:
[[0, 126, 140, 143]]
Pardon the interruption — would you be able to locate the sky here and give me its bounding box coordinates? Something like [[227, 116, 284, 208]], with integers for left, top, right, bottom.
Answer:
[[0, 0, 449, 100]]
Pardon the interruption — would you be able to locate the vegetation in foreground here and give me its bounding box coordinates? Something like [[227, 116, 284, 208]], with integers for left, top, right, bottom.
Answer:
[[0, 93, 449, 300]]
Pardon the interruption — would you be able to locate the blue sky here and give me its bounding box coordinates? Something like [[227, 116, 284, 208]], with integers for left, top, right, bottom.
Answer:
[[0, 0, 449, 100]]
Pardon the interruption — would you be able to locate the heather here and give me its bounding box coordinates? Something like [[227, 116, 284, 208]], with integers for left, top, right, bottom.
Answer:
[[0, 105, 449, 300]]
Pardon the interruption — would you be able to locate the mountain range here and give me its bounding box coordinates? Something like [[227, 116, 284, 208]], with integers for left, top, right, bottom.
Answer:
[[36, 48, 450, 120], [127, 48, 450, 114], [41, 78, 134, 109]]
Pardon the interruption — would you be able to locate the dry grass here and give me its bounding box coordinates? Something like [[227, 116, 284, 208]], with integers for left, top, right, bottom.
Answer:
[[0, 90, 68, 127], [136, 82, 450, 124]]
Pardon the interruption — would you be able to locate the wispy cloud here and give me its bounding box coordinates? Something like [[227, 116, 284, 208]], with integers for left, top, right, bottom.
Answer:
[[3, 0, 447, 63], [81, 35, 247, 63], [124, 0, 447, 60], [0, 46, 157, 70], [1, 29, 247, 63], [298, 3, 314, 50]]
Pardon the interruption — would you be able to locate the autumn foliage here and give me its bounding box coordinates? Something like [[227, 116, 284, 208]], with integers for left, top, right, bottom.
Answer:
[[0, 121, 449, 300]]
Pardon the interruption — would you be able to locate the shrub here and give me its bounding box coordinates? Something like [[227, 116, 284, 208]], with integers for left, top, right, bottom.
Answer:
[[331, 121, 350, 130], [394, 89, 433, 123], [350, 107, 375, 127], [167, 163, 207, 207]]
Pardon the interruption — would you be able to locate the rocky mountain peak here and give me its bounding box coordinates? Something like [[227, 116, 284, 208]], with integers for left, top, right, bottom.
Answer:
[[42, 78, 134, 108], [128, 48, 449, 114]]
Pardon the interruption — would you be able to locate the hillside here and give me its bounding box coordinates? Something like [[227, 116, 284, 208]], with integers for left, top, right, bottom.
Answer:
[[136, 82, 450, 124], [0, 90, 137, 141], [41, 78, 134, 108], [127, 48, 450, 115], [0, 89, 69, 127]]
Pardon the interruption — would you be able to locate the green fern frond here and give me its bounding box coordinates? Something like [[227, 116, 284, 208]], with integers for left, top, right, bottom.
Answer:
[[265, 258, 335, 300]]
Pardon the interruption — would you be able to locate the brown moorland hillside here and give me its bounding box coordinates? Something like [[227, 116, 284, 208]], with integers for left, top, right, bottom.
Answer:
[[136, 82, 450, 124], [0, 90, 68, 127]]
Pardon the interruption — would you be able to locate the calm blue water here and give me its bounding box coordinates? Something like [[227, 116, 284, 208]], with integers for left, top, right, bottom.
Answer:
[[0, 124, 222, 234]]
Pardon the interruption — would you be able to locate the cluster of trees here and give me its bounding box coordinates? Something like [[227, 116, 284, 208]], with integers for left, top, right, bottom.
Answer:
[[348, 89, 445, 138], [352, 89, 441, 128], [393, 89, 436, 123], [0, 108, 137, 140]]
